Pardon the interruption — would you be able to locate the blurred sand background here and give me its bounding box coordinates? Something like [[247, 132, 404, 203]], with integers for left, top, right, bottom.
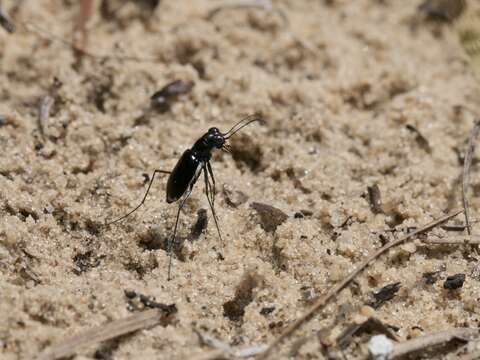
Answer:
[[1, 0, 480, 359]]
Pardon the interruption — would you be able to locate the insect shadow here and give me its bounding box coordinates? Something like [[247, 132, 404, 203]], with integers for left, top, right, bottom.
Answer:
[[106, 114, 262, 280]]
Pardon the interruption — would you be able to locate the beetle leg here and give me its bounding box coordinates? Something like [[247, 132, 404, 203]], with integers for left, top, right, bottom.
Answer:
[[167, 164, 203, 280], [206, 161, 216, 207], [106, 169, 170, 226], [204, 165, 223, 246], [167, 186, 193, 281]]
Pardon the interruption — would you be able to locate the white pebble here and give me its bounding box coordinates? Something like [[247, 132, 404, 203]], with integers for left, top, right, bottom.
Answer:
[[368, 335, 393, 360]]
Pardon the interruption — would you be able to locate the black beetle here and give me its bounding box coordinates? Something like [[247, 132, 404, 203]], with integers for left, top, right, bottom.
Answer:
[[107, 114, 262, 279]]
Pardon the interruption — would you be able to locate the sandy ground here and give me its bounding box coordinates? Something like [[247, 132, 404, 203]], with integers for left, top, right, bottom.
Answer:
[[1, 0, 480, 359]]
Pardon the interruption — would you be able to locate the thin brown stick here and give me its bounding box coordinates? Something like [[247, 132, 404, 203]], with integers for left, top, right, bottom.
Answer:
[[258, 209, 463, 359], [390, 328, 479, 358], [462, 121, 480, 235], [36, 309, 167, 360]]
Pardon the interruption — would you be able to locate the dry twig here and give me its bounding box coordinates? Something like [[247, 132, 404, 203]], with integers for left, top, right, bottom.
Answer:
[[390, 328, 479, 358], [36, 309, 172, 360], [462, 121, 480, 235], [258, 209, 463, 359]]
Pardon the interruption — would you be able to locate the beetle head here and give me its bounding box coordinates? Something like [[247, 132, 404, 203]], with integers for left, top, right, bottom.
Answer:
[[206, 127, 225, 149]]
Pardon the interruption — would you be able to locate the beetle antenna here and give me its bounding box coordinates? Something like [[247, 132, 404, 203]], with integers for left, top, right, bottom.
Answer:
[[222, 114, 262, 139]]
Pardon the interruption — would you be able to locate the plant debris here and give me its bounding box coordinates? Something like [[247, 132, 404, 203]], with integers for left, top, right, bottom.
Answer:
[[418, 0, 466, 23], [37, 308, 175, 360], [369, 282, 401, 309], [406, 124, 431, 153], [294, 209, 313, 218], [37, 96, 54, 142], [150, 80, 195, 110], [367, 184, 384, 214], [462, 121, 480, 235], [250, 202, 288, 233], [260, 306, 275, 316], [441, 223, 469, 231], [124, 290, 177, 315], [390, 328, 479, 358], [443, 273, 466, 289]]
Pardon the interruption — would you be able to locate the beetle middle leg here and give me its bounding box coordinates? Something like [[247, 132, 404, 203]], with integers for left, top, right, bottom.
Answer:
[[203, 165, 223, 245]]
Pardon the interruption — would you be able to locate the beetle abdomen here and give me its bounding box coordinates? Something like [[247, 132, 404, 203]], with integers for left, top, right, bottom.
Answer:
[[166, 149, 200, 203]]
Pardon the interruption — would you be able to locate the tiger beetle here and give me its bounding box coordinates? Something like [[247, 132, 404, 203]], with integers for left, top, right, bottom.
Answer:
[[106, 114, 261, 280]]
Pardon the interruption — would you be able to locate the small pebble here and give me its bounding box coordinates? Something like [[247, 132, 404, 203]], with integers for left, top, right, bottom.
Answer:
[[368, 335, 393, 360], [371, 282, 401, 308], [360, 305, 375, 317], [443, 273, 465, 290]]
